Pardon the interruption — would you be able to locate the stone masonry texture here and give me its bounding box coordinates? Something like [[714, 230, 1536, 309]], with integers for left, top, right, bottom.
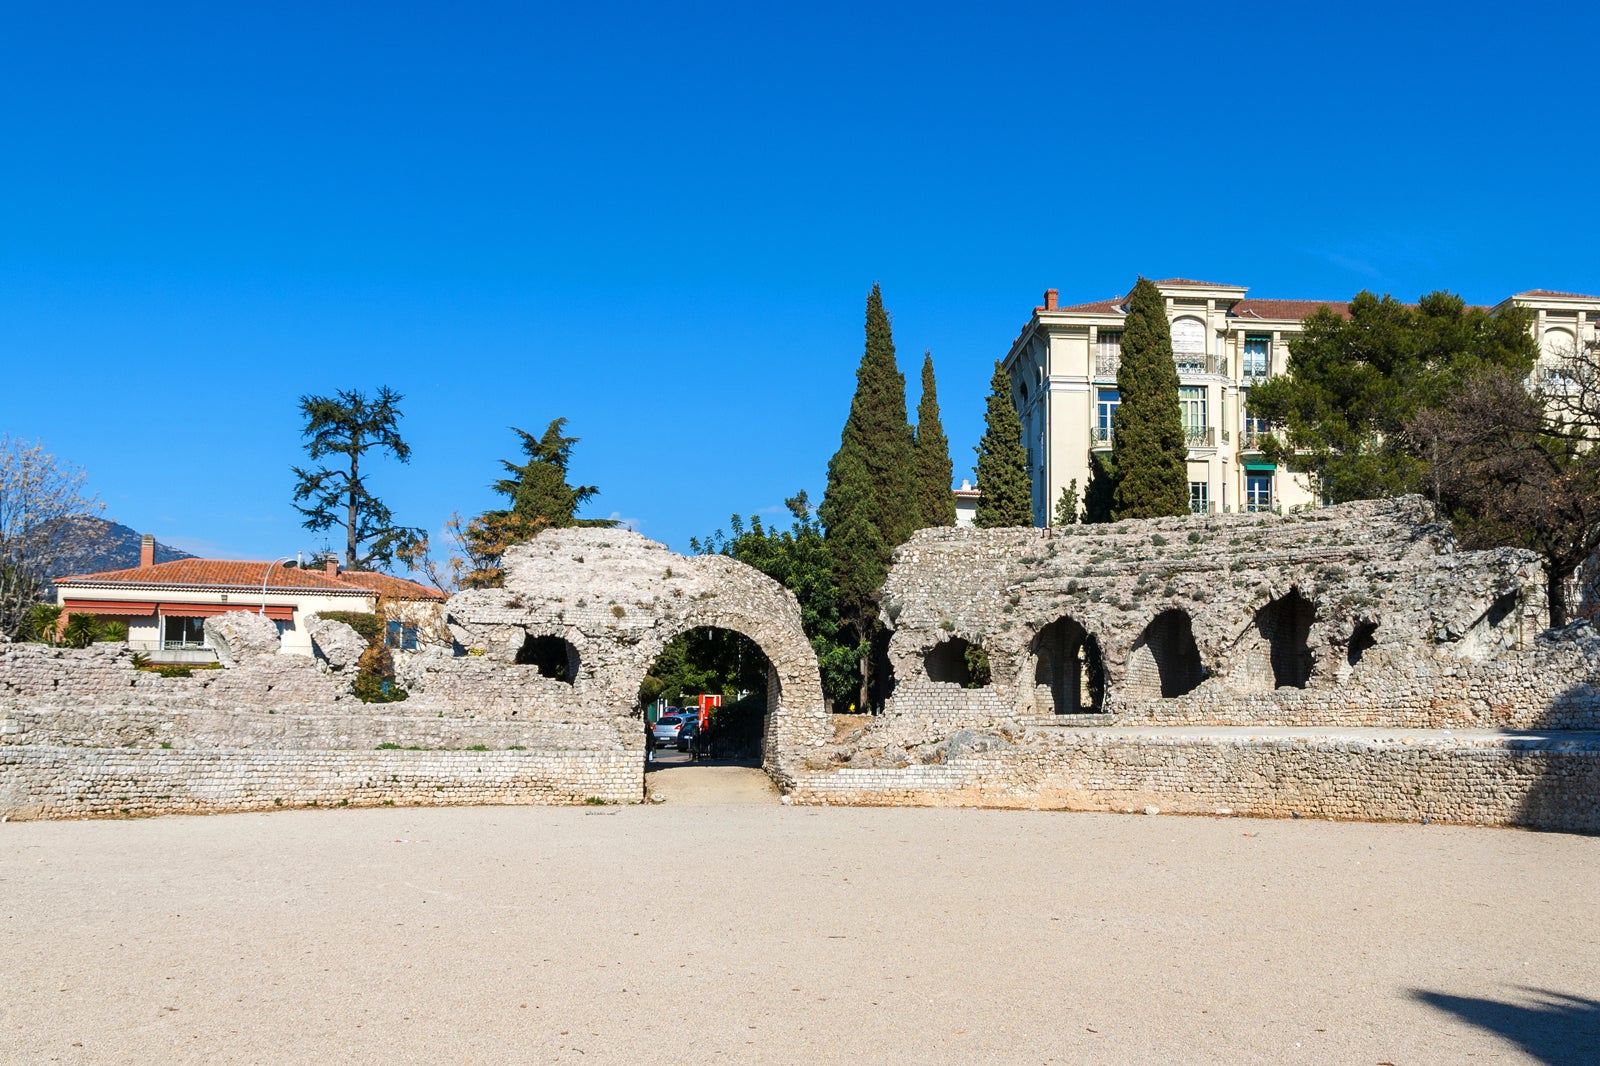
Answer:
[[3, 504, 1599, 829]]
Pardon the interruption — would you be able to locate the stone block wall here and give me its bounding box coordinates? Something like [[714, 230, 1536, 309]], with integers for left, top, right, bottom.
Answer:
[[7, 503, 1600, 829], [784, 728, 1600, 832]]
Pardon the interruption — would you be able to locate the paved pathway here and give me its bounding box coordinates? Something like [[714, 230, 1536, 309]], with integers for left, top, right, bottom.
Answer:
[[645, 755, 780, 805]]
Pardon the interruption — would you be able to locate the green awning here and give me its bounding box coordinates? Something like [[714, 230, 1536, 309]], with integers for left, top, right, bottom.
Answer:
[[1243, 461, 1277, 472]]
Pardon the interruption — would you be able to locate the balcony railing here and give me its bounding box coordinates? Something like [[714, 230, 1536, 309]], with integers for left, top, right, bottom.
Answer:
[[127, 639, 219, 665], [1091, 425, 1114, 448], [1184, 426, 1215, 448], [1174, 352, 1220, 375], [1241, 363, 1270, 381], [1095, 352, 1121, 377], [1241, 429, 1276, 450]]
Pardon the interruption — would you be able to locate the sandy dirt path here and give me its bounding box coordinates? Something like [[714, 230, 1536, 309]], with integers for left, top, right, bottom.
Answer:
[[1, 804, 1596, 1064]]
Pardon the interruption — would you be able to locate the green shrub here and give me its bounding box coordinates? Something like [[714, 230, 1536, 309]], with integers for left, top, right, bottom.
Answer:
[[99, 620, 129, 642], [62, 614, 101, 648], [22, 604, 62, 642], [352, 673, 409, 704], [318, 611, 385, 643]]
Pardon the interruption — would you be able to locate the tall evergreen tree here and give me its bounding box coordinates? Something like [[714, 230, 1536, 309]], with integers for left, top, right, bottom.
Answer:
[[1111, 278, 1189, 520], [460, 418, 614, 587], [973, 361, 1033, 527], [818, 284, 917, 624], [912, 350, 956, 529], [291, 386, 424, 570], [1084, 452, 1116, 523]]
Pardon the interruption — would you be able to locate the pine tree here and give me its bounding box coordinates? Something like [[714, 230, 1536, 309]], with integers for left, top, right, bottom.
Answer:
[[818, 284, 917, 623], [973, 361, 1033, 527], [912, 350, 956, 529], [291, 386, 424, 570], [490, 419, 610, 530], [1111, 278, 1190, 520], [461, 418, 614, 587]]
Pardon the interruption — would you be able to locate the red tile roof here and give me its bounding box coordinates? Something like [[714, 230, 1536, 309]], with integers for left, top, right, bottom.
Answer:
[[1050, 297, 1126, 314], [59, 559, 362, 591], [1232, 298, 1351, 321], [1513, 289, 1600, 301], [338, 570, 447, 601]]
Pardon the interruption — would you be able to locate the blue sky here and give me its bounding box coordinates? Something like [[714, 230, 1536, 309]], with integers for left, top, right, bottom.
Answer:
[[3, 1, 1596, 569]]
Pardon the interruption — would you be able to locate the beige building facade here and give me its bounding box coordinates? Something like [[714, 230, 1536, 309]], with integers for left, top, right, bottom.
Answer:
[[1003, 279, 1600, 526]]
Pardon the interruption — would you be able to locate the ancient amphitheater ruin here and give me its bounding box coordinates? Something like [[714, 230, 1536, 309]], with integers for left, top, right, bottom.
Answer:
[[3, 497, 1598, 829]]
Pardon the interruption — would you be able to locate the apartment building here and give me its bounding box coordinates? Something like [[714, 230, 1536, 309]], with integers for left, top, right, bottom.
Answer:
[[1002, 279, 1600, 526]]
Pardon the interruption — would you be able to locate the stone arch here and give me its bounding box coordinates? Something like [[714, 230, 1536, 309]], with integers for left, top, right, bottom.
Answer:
[[1030, 615, 1105, 713], [1126, 609, 1206, 700], [1234, 588, 1316, 690], [443, 529, 829, 776], [624, 605, 826, 772], [925, 637, 977, 685], [516, 632, 579, 683]]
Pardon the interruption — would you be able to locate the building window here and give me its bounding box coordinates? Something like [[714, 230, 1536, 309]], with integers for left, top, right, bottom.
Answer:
[[1096, 330, 1122, 376], [1243, 334, 1270, 379], [386, 620, 419, 651], [162, 616, 206, 649], [1189, 481, 1209, 514], [1246, 473, 1274, 513], [1242, 390, 1271, 447], [1094, 388, 1120, 444], [1179, 386, 1210, 445], [1172, 316, 1207, 373]]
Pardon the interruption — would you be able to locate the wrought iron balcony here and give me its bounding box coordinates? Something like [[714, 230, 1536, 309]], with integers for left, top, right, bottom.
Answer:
[[1174, 352, 1220, 376], [1095, 352, 1121, 377], [1184, 426, 1215, 448], [1091, 425, 1113, 448]]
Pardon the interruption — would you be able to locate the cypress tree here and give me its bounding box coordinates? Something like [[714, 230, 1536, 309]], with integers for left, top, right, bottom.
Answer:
[[1111, 278, 1190, 519], [912, 350, 956, 529], [973, 361, 1033, 527], [818, 284, 917, 625]]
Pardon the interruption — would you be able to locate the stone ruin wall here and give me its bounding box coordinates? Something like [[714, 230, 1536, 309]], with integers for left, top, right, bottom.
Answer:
[[3, 503, 1599, 829], [0, 530, 826, 819], [869, 496, 1596, 738], [784, 498, 1600, 830]]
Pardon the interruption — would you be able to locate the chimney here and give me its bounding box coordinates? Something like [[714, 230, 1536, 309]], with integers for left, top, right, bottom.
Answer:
[[325, 558, 339, 578], [139, 534, 155, 568], [1043, 288, 1059, 311]]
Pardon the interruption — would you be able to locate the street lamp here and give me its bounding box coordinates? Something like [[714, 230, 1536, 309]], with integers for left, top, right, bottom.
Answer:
[[261, 553, 302, 616]]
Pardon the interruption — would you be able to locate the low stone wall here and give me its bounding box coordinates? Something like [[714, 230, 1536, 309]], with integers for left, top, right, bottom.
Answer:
[[0, 747, 638, 819], [784, 727, 1600, 832]]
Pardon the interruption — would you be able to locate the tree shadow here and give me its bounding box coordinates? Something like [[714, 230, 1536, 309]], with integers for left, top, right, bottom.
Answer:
[[1411, 987, 1600, 1064]]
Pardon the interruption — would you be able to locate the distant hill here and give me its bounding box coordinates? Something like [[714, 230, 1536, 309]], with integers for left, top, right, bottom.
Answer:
[[43, 515, 195, 584]]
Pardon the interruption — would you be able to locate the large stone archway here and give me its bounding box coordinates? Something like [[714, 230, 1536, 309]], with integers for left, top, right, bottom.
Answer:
[[444, 529, 828, 777]]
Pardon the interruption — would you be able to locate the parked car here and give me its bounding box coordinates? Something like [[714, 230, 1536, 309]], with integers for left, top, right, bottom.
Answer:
[[651, 715, 686, 745], [675, 717, 700, 751]]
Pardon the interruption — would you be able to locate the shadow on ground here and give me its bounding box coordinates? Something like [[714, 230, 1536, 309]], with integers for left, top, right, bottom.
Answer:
[[1411, 987, 1600, 1065]]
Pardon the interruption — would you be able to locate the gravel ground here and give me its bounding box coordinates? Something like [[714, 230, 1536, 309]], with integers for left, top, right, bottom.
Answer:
[[2, 797, 1597, 1064]]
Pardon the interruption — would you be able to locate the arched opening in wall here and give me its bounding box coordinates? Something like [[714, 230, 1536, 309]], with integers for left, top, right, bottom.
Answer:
[[1126, 609, 1206, 700], [924, 637, 991, 687], [516, 633, 579, 683], [1031, 616, 1105, 713], [1347, 621, 1378, 667], [868, 628, 897, 710], [1254, 589, 1316, 689], [639, 627, 773, 768]]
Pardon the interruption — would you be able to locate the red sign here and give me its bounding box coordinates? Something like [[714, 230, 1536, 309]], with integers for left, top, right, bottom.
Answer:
[[697, 693, 721, 728]]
